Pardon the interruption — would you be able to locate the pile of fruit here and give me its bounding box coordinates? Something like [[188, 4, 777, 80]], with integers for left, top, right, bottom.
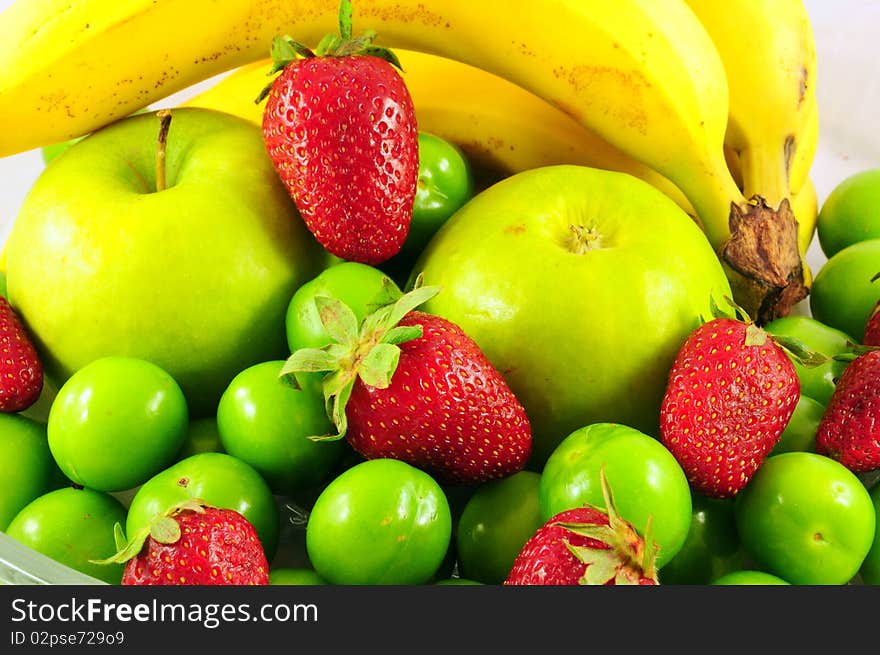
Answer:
[[0, 0, 879, 586]]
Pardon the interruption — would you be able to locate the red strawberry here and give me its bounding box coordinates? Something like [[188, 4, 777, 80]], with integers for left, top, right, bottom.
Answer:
[[659, 314, 801, 499], [815, 349, 880, 472], [0, 295, 43, 412], [505, 471, 658, 586], [281, 281, 531, 485], [259, 1, 418, 265], [96, 500, 269, 586]]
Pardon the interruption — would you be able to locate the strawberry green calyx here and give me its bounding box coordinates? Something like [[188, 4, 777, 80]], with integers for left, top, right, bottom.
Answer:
[[280, 276, 441, 442], [706, 294, 829, 369], [556, 469, 659, 585], [90, 498, 208, 566], [705, 294, 751, 325], [256, 0, 402, 103], [830, 342, 880, 364]]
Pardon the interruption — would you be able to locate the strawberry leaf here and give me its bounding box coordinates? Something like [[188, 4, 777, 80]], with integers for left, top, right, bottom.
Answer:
[[281, 348, 339, 379], [363, 45, 404, 71], [382, 325, 423, 346], [744, 323, 768, 347], [771, 334, 831, 367], [708, 294, 752, 324], [255, 36, 314, 104], [270, 35, 315, 69], [564, 541, 618, 586], [368, 277, 404, 311], [149, 517, 181, 545], [335, 31, 377, 57], [358, 343, 401, 389], [113, 523, 127, 552], [386, 284, 441, 327], [89, 526, 151, 566], [555, 522, 617, 545], [316, 33, 344, 57], [832, 342, 880, 363], [598, 466, 618, 523], [316, 295, 360, 346], [640, 515, 659, 579], [308, 370, 355, 441], [327, 377, 355, 440], [338, 0, 353, 41], [89, 499, 207, 566]]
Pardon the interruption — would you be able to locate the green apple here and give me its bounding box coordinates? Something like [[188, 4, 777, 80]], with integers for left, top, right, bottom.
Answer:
[[414, 165, 732, 466], [41, 137, 85, 166], [40, 108, 153, 166], [4, 108, 325, 416]]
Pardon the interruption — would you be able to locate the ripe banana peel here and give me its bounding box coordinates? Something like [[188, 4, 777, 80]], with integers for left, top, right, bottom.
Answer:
[[182, 51, 695, 215], [788, 95, 819, 197], [0, 0, 808, 321], [684, 0, 817, 208]]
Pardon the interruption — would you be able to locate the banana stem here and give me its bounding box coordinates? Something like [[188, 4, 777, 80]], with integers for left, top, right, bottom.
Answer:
[[679, 157, 806, 323], [156, 110, 172, 193], [677, 158, 745, 251], [739, 144, 790, 210]]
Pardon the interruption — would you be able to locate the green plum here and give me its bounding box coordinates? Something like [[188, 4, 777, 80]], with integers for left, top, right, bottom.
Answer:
[[126, 452, 280, 562], [763, 315, 854, 405], [0, 414, 64, 531], [269, 568, 327, 585], [382, 132, 474, 284], [712, 570, 790, 585], [771, 395, 824, 456], [817, 168, 880, 258], [176, 417, 224, 460], [410, 132, 474, 253], [735, 452, 876, 585], [455, 471, 544, 584], [435, 578, 483, 585], [306, 459, 452, 585], [860, 482, 880, 585], [810, 239, 880, 342], [285, 261, 401, 352], [47, 356, 189, 492], [5, 487, 127, 584], [18, 374, 59, 425], [539, 422, 692, 569], [216, 360, 346, 494], [658, 493, 746, 585]]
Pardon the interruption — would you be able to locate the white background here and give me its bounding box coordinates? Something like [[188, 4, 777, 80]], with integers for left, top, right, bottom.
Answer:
[[0, 0, 878, 301]]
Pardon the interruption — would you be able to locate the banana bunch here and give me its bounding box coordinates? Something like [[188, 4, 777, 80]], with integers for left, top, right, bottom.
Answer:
[[684, 0, 818, 205], [0, 0, 819, 321]]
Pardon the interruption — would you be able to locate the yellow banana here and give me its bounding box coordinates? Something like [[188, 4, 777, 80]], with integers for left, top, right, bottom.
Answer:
[[724, 89, 818, 200], [683, 0, 818, 208], [792, 176, 818, 258], [0, 0, 802, 320], [182, 51, 695, 215], [789, 174, 817, 293], [788, 93, 819, 197]]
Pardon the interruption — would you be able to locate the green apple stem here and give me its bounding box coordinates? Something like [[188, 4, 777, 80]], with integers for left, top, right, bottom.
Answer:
[[156, 110, 172, 193]]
